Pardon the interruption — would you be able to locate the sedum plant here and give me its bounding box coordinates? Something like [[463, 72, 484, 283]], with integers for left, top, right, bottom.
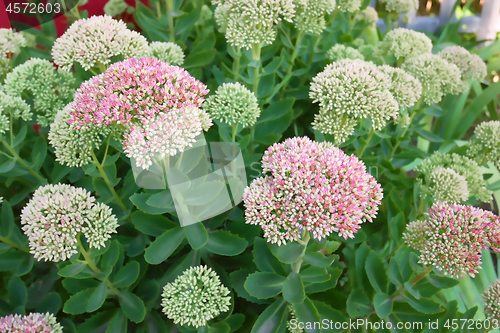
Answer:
[[0, 1, 499, 332]]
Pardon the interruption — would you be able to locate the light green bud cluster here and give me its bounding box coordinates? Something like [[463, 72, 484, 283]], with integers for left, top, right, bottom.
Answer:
[[147, 42, 185, 66], [4, 58, 75, 127], [326, 44, 364, 62], [402, 53, 464, 105], [415, 152, 492, 204], [0, 90, 31, 135], [161, 265, 231, 328], [203, 82, 260, 128], [293, 0, 336, 35], [213, 0, 295, 49]]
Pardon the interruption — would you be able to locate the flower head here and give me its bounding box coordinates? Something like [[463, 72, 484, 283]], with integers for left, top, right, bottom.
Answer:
[[379, 0, 418, 14], [20, 183, 119, 262], [425, 167, 469, 203], [403, 202, 500, 278], [48, 105, 111, 168], [0, 313, 62, 333], [415, 152, 492, 203], [147, 42, 185, 66], [0, 29, 26, 55], [293, 0, 336, 35], [203, 82, 260, 128], [402, 53, 463, 105], [161, 265, 231, 328], [326, 44, 364, 62], [213, 0, 295, 49], [124, 107, 212, 169], [378, 65, 422, 109], [483, 279, 500, 320], [357, 6, 378, 24], [337, 0, 361, 12], [438, 46, 487, 90], [357, 44, 384, 65], [0, 91, 31, 135], [310, 59, 398, 143], [52, 15, 148, 70], [4, 58, 76, 127], [69, 57, 208, 130], [467, 120, 500, 170], [243, 137, 383, 244], [377, 28, 432, 61]]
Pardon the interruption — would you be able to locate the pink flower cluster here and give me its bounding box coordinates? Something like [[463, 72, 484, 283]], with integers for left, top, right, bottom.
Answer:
[[243, 137, 383, 245], [404, 202, 500, 278], [69, 57, 208, 129], [0, 313, 62, 333], [65, 57, 211, 169]]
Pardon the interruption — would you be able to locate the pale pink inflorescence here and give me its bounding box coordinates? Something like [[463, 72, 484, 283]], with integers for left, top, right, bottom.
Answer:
[[243, 137, 383, 245], [21, 183, 118, 262], [0, 312, 62, 333], [123, 107, 212, 169], [64, 57, 211, 169], [69, 57, 209, 129], [403, 202, 500, 278]]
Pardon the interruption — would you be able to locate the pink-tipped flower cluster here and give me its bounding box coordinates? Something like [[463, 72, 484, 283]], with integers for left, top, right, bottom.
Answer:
[[0, 312, 62, 333], [403, 202, 500, 278], [69, 57, 208, 129], [57, 57, 211, 169], [243, 137, 383, 245]]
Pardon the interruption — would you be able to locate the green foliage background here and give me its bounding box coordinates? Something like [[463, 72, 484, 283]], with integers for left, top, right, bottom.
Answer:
[[1, 0, 500, 332]]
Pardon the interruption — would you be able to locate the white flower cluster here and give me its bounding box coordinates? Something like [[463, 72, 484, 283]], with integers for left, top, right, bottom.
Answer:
[[123, 107, 212, 170], [4, 58, 75, 127], [310, 59, 398, 143], [21, 183, 119, 262], [467, 120, 500, 169], [484, 279, 500, 320], [147, 42, 185, 66], [376, 28, 432, 61], [378, 65, 422, 109], [161, 265, 231, 328], [402, 53, 463, 105], [0, 28, 26, 56], [357, 6, 379, 24], [415, 152, 492, 204], [438, 45, 487, 91], [326, 44, 364, 62], [52, 15, 148, 70], [203, 82, 260, 128], [213, 0, 295, 49], [48, 105, 112, 167], [379, 0, 419, 14], [293, 0, 336, 35], [0, 90, 31, 135], [337, 0, 361, 12]]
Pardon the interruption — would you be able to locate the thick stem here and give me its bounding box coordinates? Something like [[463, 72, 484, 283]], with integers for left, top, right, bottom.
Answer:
[[279, 30, 306, 99], [233, 47, 241, 81], [91, 150, 127, 212], [231, 123, 238, 142], [77, 235, 121, 295], [346, 11, 358, 35], [2, 140, 45, 182], [358, 130, 375, 156], [166, 0, 176, 42], [0, 235, 29, 253], [291, 230, 310, 273], [390, 265, 433, 300]]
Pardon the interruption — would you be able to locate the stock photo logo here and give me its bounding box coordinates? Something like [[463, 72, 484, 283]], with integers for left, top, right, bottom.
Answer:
[[130, 134, 247, 227], [2, 0, 79, 30]]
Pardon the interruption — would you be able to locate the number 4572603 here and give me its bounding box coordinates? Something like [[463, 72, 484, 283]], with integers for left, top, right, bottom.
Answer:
[[5, 2, 61, 14]]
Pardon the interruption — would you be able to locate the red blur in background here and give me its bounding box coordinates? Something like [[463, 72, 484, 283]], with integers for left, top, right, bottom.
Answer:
[[0, 0, 148, 35]]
